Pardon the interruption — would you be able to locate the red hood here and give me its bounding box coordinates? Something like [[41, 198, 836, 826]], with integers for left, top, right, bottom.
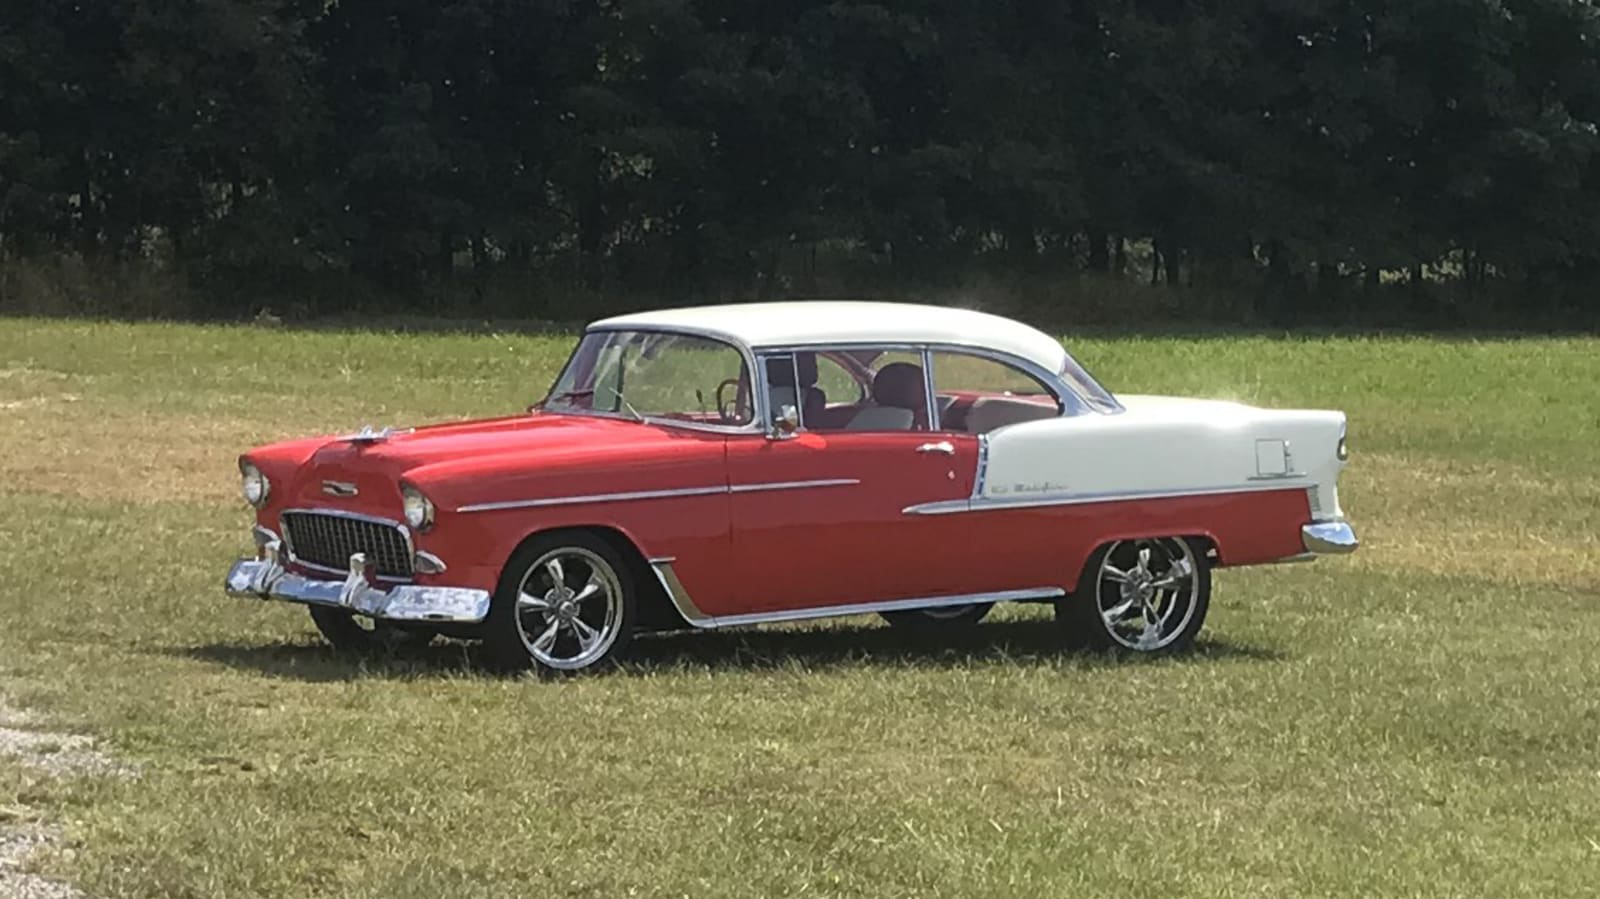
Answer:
[[266, 412, 692, 511]]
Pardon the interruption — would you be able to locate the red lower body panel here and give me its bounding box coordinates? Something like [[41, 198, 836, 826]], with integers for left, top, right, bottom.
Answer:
[[953, 487, 1313, 595]]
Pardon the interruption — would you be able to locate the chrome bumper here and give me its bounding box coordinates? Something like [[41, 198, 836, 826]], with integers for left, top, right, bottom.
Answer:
[[224, 532, 490, 623], [1302, 520, 1359, 555]]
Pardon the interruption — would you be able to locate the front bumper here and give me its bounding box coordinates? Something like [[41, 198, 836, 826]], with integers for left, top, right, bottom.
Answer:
[[224, 533, 490, 623], [1302, 520, 1360, 555]]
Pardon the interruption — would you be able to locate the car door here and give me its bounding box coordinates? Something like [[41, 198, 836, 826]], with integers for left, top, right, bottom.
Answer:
[[724, 350, 980, 612]]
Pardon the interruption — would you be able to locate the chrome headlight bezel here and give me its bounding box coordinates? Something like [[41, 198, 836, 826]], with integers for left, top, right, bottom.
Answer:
[[240, 460, 269, 508], [401, 484, 435, 531], [1337, 436, 1349, 462]]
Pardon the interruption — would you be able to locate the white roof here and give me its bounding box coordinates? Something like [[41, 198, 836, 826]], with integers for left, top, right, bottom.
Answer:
[[592, 301, 1069, 374]]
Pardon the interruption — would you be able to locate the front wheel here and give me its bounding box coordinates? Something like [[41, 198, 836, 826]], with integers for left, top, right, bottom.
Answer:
[[483, 533, 636, 674], [1057, 537, 1211, 654]]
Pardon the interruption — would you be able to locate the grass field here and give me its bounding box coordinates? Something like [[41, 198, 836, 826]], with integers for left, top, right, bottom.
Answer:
[[1, 318, 1598, 898]]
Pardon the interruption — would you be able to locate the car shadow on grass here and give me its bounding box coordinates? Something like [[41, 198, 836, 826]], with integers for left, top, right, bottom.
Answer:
[[172, 619, 1284, 682]]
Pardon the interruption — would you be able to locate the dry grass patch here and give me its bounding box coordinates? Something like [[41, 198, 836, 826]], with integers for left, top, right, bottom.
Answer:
[[1343, 451, 1600, 590]]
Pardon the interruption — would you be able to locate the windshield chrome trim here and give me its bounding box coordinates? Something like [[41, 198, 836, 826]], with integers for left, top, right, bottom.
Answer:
[[648, 557, 1063, 629]]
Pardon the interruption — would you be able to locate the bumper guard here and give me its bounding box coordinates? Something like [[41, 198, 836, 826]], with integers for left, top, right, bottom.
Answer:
[[224, 531, 490, 623], [1301, 520, 1360, 555]]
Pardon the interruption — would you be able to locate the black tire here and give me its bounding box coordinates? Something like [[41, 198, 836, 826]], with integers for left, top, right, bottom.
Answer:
[[878, 603, 994, 632], [1056, 537, 1211, 654], [483, 531, 637, 674], [307, 606, 438, 652]]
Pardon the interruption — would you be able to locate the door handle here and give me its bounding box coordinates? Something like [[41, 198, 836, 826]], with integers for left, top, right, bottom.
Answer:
[[915, 441, 956, 456]]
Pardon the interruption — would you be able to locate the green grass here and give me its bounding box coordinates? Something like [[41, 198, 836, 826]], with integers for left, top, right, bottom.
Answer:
[[1, 318, 1598, 898]]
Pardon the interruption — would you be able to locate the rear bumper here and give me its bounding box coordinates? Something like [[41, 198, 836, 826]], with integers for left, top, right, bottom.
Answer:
[[1302, 520, 1360, 555], [224, 537, 490, 624]]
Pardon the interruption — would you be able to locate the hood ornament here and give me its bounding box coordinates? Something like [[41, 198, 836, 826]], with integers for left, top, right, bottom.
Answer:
[[339, 424, 413, 444]]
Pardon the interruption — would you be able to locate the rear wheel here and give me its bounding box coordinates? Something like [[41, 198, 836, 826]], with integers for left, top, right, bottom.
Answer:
[[308, 606, 437, 652], [483, 533, 636, 674], [879, 602, 993, 632], [1057, 537, 1210, 654]]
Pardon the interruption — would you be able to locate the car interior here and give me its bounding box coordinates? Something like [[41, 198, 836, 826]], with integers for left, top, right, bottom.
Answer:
[[764, 350, 1059, 435]]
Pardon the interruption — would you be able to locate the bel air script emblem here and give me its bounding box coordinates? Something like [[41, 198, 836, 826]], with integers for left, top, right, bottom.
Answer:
[[322, 481, 359, 498]]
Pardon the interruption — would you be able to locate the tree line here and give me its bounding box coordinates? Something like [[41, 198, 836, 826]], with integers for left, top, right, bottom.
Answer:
[[3, 0, 1599, 321]]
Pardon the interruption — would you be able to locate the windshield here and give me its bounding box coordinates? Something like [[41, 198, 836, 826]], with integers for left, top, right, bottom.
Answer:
[[1059, 353, 1122, 413], [542, 329, 754, 427]]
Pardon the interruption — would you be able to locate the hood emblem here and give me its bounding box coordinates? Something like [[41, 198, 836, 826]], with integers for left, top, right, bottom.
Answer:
[[322, 480, 359, 498]]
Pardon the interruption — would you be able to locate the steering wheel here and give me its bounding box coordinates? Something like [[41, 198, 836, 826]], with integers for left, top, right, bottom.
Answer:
[[714, 378, 748, 423]]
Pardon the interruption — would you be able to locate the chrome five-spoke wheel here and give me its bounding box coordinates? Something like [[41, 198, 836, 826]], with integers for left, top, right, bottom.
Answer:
[[515, 547, 623, 670], [1058, 537, 1211, 653], [486, 533, 636, 673]]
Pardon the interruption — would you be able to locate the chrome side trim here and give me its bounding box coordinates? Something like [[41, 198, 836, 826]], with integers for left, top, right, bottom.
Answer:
[[709, 588, 1064, 628], [903, 481, 1307, 515], [972, 434, 990, 497], [648, 558, 714, 627], [459, 479, 859, 513], [728, 478, 859, 493], [647, 559, 1061, 630], [459, 486, 726, 514]]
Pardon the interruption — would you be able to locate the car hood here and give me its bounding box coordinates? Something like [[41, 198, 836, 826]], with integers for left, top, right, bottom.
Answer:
[[277, 413, 686, 508]]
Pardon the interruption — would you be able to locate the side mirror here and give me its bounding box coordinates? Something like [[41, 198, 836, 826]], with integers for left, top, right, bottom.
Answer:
[[769, 404, 799, 439]]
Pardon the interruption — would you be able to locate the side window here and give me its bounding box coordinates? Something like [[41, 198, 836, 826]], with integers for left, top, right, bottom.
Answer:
[[929, 350, 1061, 434], [806, 348, 930, 432], [813, 354, 865, 405]]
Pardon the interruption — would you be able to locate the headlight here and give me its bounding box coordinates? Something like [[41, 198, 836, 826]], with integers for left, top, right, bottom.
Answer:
[[401, 484, 435, 531], [240, 460, 269, 508]]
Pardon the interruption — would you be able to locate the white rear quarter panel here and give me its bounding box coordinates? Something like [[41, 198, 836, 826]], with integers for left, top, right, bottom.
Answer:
[[982, 395, 1347, 518]]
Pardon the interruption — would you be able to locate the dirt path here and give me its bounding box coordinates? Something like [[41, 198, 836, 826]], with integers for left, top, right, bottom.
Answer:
[[0, 696, 131, 899]]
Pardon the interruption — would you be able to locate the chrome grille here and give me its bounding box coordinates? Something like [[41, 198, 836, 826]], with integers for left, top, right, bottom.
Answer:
[[282, 511, 413, 579]]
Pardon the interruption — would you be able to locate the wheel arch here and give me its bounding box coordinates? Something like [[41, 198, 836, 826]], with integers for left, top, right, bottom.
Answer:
[[1065, 530, 1221, 592], [499, 523, 690, 631]]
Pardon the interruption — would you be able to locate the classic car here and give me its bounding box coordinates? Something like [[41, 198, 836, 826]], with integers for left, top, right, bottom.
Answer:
[[225, 301, 1358, 672]]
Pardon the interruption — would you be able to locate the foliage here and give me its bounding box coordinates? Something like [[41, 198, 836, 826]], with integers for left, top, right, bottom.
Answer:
[[2, 1, 1599, 319]]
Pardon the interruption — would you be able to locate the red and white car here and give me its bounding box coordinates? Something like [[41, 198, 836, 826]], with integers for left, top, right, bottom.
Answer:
[[226, 302, 1358, 671]]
